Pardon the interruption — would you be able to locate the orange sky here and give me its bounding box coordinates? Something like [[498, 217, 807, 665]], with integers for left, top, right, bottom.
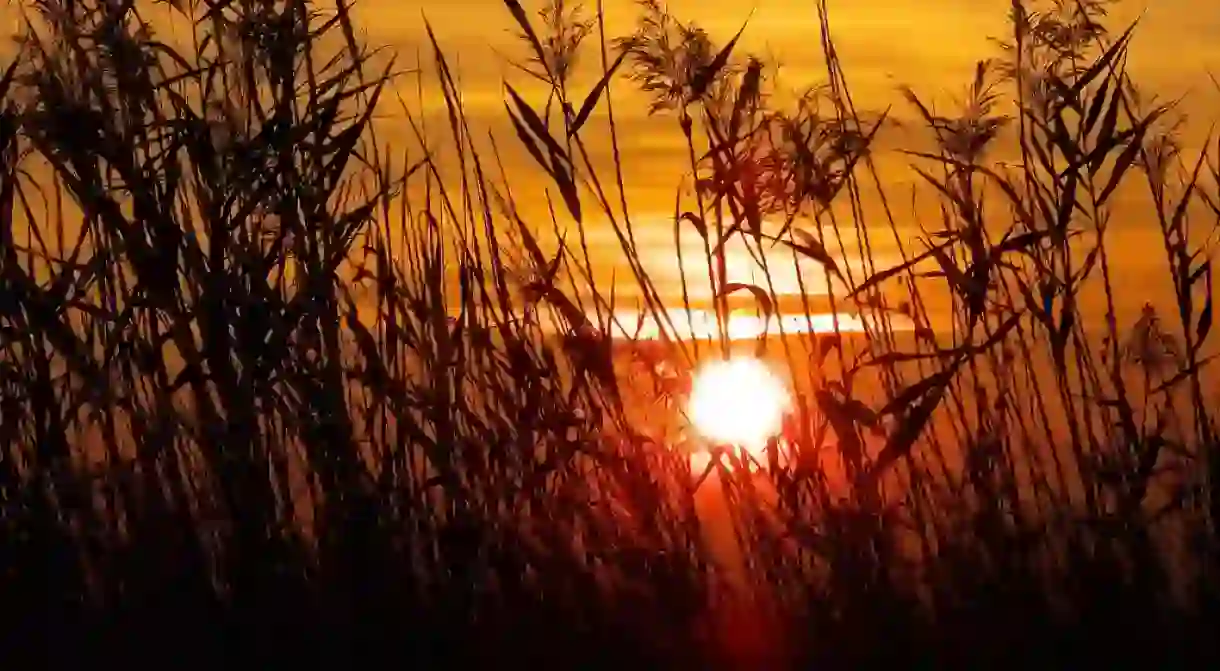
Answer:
[[390, 0, 1219, 190], [2, 0, 1216, 326], [376, 0, 1219, 323], [394, 0, 1218, 114]]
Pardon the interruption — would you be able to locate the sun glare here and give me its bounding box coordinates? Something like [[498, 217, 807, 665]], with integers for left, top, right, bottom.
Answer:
[[688, 357, 791, 454]]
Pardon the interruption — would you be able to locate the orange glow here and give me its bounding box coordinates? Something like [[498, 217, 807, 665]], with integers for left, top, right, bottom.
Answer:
[[603, 308, 899, 341], [688, 357, 790, 454]]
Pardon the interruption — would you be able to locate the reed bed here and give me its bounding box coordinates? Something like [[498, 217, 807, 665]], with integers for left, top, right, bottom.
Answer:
[[1, 0, 1219, 667]]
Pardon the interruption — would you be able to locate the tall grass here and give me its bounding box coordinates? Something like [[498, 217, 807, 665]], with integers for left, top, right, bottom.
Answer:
[[1, 0, 1219, 667]]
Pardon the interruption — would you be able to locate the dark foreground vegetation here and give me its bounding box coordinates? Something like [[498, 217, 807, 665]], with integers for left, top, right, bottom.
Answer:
[[2, 0, 1220, 667]]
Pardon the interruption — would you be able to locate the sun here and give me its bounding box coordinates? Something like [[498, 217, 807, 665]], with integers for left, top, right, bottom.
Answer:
[[688, 357, 791, 454]]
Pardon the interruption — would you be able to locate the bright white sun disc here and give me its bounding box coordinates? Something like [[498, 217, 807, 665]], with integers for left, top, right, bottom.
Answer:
[[688, 357, 790, 452]]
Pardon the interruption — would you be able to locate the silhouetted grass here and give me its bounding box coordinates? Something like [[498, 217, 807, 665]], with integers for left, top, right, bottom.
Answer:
[[2, 0, 1219, 667]]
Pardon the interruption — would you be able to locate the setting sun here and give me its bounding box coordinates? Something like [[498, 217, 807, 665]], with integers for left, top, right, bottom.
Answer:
[[688, 357, 791, 453]]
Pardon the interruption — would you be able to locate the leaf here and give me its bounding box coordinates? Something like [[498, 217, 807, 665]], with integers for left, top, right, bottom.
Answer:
[[1150, 354, 1219, 395], [1081, 75, 1111, 138], [1089, 88, 1124, 176], [818, 333, 842, 359], [503, 0, 550, 79], [346, 309, 390, 389], [907, 162, 969, 214], [1070, 23, 1136, 98], [718, 282, 773, 319], [743, 194, 764, 247], [1188, 260, 1211, 288], [678, 211, 708, 241], [816, 389, 878, 428], [688, 17, 750, 102], [863, 369, 953, 486], [858, 314, 1019, 376], [783, 230, 844, 280], [878, 362, 959, 418], [1197, 287, 1213, 345], [1169, 150, 1211, 235], [900, 86, 940, 130], [993, 229, 1051, 257], [729, 57, 763, 140], [984, 169, 1037, 229], [977, 313, 1023, 352], [506, 103, 553, 174], [1075, 245, 1102, 285], [504, 85, 582, 221], [848, 244, 944, 298], [505, 84, 570, 170], [550, 159, 583, 223], [815, 389, 866, 469], [1054, 172, 1080, 233], [928, 244, 970, 299], [568, 50, 628, 137], [1098, 116, 1158, 206], [1029, 133, 1058, 182], [540, 234, 568, 288]]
